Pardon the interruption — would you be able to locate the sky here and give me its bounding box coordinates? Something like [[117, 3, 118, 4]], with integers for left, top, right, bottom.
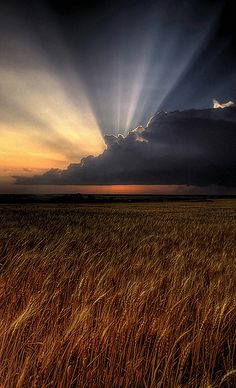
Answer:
[[0, 0, 236, 194]]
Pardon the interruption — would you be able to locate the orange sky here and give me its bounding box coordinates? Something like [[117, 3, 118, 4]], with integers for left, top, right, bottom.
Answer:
[[0, 179, 180, 195], [0, 66, 106, 192]]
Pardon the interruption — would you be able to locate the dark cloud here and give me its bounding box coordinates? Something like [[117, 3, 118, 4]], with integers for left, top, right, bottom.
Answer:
[[15, 105, 236, 187]]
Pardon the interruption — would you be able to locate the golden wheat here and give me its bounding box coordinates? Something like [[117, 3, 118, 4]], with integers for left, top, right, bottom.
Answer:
[[0, 201, 235, 387]]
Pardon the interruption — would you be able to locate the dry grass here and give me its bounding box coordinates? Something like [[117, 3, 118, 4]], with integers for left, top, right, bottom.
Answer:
[[0, 201, 235, 387]]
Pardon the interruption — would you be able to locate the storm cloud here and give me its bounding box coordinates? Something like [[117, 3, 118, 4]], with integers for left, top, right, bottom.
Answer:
[[15, 105, 236, 187]]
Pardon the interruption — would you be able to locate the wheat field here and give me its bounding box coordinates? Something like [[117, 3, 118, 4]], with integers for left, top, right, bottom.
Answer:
[[0, 201, 235, 387]]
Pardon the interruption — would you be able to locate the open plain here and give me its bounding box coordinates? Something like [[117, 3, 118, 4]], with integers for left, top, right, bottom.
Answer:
[[0, 201, 235, 387]]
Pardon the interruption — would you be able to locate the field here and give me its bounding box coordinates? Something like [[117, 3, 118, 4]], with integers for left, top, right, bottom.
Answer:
[[0, 201, 235, 387]]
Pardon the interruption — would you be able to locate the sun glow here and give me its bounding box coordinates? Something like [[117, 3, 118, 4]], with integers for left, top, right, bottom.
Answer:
[[0, 66, 105, 179], [0, 6, 105, 185]]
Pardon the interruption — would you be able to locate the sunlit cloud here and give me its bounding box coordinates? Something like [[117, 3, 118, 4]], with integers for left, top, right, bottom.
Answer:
[[213, 99, 235, 109]]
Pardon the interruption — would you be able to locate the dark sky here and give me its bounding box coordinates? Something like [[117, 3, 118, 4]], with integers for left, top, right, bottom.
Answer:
[[1, 0, 236, 133], [0, 0, 236, 192]]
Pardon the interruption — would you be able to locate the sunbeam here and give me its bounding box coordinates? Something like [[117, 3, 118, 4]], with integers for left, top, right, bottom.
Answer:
[[0, 2, 105, 180], [0, 0, 235, 194], [68, 1, 222, 134]]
